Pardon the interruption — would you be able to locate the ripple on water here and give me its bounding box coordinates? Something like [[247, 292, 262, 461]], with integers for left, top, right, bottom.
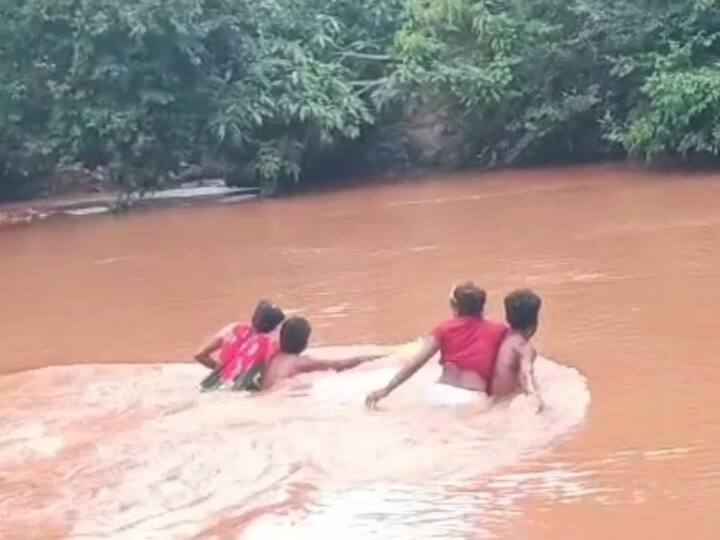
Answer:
[[0, 344, 590, 539]]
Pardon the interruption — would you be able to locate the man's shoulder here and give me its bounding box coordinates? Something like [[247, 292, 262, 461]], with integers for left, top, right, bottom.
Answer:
[[431, 317, 459, 336], [275, 351, 299, 361], [499, 332, 524, 351], [479, 318, 509, 340], [487, 319, 509, 332], [218, 322, 243, 339], [520, 339, 537, 358]]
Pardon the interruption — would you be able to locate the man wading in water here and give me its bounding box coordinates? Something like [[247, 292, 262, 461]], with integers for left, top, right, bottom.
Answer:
[[259, 316, 384, 390], [195, 306, 384, 392], [492, 289, 544, 410], [366, 282, 507, 408], [194, 300, 285, 391]]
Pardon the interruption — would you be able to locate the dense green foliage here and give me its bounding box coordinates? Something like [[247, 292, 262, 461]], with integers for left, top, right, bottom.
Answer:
[[1, 0, 719, 199]]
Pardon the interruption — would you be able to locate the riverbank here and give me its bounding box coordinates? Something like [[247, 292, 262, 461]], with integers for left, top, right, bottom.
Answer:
[[3, 161, 720, 231], [0, 180, 259, 229]]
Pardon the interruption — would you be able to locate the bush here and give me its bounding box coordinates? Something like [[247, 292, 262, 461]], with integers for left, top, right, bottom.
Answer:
[[1, 0, 719, 200], [0, 0, 404, 198], [613, 68, 720, 159]]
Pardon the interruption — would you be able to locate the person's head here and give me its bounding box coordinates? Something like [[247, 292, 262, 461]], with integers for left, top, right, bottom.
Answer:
[[449, 281, 487, 317], [504, 289, 542, 338], [251, 300, 285, 333], [280, 316, 312, 355]]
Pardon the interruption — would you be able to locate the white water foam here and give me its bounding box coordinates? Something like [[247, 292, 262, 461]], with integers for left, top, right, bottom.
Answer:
[[0, 344, 589, 539]]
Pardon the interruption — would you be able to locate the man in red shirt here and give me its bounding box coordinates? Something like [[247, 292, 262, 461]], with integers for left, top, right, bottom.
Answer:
[[365, 282, 507, 408], [194, 300, 285, 391]]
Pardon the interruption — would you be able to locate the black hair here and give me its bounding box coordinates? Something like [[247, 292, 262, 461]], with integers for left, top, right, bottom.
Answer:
[[280, 316, 312, 354], [251, 300, 285, 333], [504, 289, 542, 331], [451, 281, 487, 317]]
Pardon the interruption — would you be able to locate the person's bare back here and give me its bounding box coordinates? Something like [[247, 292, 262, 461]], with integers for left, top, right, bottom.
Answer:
[[491, 332, 536, 397], [260, 317, 382, 390], [490, 290, 543, 408], [261, 352, 298, 389]]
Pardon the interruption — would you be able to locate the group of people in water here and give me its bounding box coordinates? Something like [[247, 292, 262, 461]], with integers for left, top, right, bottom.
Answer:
[[194, 282, 544, 410]]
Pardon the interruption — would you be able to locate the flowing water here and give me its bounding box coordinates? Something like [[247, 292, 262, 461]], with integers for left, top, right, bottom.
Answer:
[[1, 164, 719, 539]]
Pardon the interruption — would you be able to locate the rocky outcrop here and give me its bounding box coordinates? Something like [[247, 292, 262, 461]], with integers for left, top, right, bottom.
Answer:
[[360, 101, 469, 171], [401, 102, 465, 167]]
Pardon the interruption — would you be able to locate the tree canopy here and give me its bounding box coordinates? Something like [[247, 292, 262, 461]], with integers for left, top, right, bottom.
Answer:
[[1, 0, 718, 199]]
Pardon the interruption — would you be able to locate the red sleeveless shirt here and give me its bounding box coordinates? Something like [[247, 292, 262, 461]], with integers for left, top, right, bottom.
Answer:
[[431, 317, 508, 383], [218, 324, 278, 383]]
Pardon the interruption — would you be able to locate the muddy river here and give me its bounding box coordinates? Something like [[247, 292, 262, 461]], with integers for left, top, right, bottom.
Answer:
[[1, 164, 719, 539]]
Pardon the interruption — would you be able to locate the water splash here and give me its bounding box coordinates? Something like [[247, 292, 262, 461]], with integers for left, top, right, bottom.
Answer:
[[0, 345, 589, 539]]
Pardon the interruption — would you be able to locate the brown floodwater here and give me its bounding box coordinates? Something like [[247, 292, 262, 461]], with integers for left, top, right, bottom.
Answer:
[[1, 163, 719, 539]]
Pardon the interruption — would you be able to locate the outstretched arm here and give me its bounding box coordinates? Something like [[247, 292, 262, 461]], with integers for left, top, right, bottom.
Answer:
[[365, 336, 439, 409], [294, 354, 384, 375]]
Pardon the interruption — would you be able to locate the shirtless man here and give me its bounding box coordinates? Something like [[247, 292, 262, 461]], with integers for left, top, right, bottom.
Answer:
[[260, 316, 383, 390], [492, 289, 544, 409]]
